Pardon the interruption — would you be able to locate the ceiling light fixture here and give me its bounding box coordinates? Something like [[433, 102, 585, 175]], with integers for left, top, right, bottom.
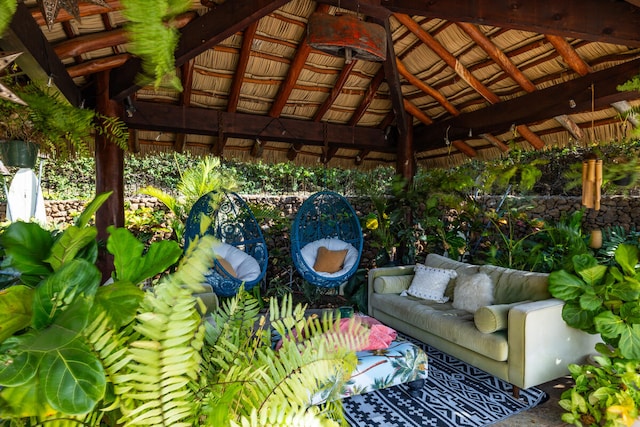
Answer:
[[307, 11, 387, 64]]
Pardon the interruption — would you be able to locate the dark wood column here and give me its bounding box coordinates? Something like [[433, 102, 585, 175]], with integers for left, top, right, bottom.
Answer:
[[95, 70, 125, 282], [396, 114, 415, 182]]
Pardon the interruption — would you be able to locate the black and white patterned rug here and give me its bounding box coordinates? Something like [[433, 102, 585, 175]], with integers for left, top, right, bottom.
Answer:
[[342, 334, 549, 427]]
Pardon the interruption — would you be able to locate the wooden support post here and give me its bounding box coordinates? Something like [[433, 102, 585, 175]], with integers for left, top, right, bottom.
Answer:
[[95, 70, 125, 283]]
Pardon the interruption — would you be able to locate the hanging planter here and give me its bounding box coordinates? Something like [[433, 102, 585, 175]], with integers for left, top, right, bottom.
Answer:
[[0, 140, 38, 168]]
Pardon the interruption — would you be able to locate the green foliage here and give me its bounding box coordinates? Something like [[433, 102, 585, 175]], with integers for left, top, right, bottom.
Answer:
[[0, 193, 360, 426], [139, 156, 239, 243], [559, 356, 640, 427], [549, 244, 640, 358], [0, 0, 17, 37], [120, 0, 191, 90]]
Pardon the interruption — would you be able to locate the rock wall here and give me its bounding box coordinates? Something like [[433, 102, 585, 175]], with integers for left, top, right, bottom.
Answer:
[[4, 195, 638, 275]]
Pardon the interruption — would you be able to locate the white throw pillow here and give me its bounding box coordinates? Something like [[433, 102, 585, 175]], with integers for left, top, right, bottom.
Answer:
[[213, 242, 261, 282], [406, 264, 457, 303], [452, 273, 494, 313]]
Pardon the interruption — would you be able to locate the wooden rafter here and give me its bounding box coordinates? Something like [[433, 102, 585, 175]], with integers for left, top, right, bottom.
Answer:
[[348, 67, 385, 126], [313, 60, 357, 121], [394, 13, 500, 104], [227, 22, 258, 113], [381, 0, 640, 48], [1, 2, 81, 105], [404, 99, 432, 125], [395, 58, 459, 115], [516, 125, 545, 149], [554, 114, 584, 140], [457, 22, 536, 93], [67, 54, 131, 78], [29, 0, 121, 26], [480, 133, 510, 152], [545, 35, 592, 76], [451, 140, 477, 157], [414, 57, 640, 150]]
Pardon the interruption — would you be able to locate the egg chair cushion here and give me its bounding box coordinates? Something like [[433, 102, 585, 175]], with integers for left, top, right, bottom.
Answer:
[[301, 238, 359, 278], [213, 241, 261, 282]]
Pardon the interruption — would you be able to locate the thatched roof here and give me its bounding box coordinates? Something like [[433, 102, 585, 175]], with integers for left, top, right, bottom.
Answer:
[[4, 0, 640, 171]]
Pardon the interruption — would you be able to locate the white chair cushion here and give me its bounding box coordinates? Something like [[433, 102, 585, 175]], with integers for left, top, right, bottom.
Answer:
[[213, 241, 261, 282], [300, 238, 358, 277]]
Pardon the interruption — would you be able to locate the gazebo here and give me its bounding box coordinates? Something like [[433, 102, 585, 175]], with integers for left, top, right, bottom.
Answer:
[[3, 0, 640, 275]]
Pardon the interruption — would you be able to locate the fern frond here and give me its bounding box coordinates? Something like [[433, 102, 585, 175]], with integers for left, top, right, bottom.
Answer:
[[114, 260, 206, 426], [0, 0, 17, 38]]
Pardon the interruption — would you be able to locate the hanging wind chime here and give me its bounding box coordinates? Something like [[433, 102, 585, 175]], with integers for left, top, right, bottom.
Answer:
[[581, 156, 602, 210]]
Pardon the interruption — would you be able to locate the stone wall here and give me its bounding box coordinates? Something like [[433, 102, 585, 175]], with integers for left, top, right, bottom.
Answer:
[[4, 195, 638, 276]]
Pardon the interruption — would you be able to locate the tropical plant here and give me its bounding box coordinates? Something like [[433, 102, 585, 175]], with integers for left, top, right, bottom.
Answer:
[[120, 0, 191, 91], [549, 244, 640, 427], [0, 80, 128, 159], [139, 156, 240, 243], [0, 192, 367, 426], [0, 0, 16, 37]]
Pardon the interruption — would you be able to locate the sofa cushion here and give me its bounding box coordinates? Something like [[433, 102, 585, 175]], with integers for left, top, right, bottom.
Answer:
[[452, 273, 494, 313], [425, 253, 480, 299], [479, 264, 550, 304], [373, 275, 413, 294], [406, 264, 457, 303], [369, 293, 509, 361], [474, 301, 526, 333]]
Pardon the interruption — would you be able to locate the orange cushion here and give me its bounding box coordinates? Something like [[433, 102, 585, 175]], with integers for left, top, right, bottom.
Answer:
[[313, 246, 348, 273], [217, 257, 237, 277]]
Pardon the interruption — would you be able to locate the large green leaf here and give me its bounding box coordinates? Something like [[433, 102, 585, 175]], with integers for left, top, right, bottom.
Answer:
[[0, 285, 34, 342], [45, 226, 98, 271], [107, 226, 181, 285], [618, 323, 640, 359], [0, 337, 39, 387], [0, 222, 53, 284], [579, 291, 603, 311], [609, 279, 640, 301], [0, 377, 54, 418], [75, 191, 112, 229], [39, 338, 106, 415], [549, 270, 586, 301], [614, 244, 639, 277], [562, 301, 597, 332], [95, 281, 144, 327], [594, 311, 625, 340], [32, 259, 100, 330]]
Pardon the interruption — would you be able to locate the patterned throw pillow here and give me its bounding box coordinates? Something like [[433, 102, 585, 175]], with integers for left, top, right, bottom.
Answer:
[[406, 264, 458, 303]]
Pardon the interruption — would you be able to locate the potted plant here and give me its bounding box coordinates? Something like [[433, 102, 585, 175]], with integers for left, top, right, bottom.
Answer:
[[548, 244, 640, 426], [0, 79, 128, 167], [0, 192, 364, 425]]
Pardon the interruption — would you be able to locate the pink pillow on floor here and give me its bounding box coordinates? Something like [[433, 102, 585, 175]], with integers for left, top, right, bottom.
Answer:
[[339, 316, 397, 351]]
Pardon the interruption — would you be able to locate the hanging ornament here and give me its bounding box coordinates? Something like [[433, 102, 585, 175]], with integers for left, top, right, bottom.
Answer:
[[37, 0, 110, 29], [0, 52, 27, 106]]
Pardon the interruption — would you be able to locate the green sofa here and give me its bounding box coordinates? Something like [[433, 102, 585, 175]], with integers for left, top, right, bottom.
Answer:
[[367, 253, 600, 395]]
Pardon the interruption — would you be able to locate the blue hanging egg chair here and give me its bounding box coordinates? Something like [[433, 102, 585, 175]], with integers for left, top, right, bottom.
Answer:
[[184, 191, 268, 297], [291, 191, 363, 288]]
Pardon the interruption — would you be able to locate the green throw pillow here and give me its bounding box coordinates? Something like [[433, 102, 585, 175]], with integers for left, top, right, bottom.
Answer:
[[474, 301, 528, 333]]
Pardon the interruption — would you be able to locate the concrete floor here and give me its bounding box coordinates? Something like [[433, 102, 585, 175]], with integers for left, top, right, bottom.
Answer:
[[492, 376, 574, 426]]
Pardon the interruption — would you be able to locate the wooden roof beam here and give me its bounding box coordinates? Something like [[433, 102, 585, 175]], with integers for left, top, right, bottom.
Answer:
[[394, 13, 500, 104], [313, 60, 357, 121], [545, 35, 592, 76], [480, 133, 510, 152], [110, 0, 290, 101], [413, 57, 640, 150], [30, 0, 122, 26], [228, 22, 258, 113], [404, 99, 432, 125], [348, 67, 385, 126], [554, 114, 584, 140], [382, 0, 640, 48], [457, 22, 536, 93], [516, 125, 546, 150], [1, 2, 81, 106], [395, 58, 459, 115], [451, 140, 477, 157], [124, 100, 390, 151], [67, 54, 131, 78], [270, 3, 329, 117]]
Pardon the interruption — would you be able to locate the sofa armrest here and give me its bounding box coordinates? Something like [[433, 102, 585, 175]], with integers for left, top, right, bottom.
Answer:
[[367, 265, 415, 314], [507, 298, 600, 389]]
